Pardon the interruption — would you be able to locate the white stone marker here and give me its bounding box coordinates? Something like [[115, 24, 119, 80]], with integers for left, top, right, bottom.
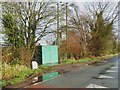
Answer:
[[32, 61, 38, 69], [32, 61, 38, 82]]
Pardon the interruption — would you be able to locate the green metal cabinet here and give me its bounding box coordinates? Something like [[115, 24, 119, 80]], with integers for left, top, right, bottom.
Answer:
[[33, 45, 58, 66]]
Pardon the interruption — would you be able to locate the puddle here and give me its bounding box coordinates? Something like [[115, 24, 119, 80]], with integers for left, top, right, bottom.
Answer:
[[33, 71, 60, 83]]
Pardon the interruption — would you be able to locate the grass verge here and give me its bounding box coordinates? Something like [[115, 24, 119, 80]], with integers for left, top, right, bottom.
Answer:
[[1, 64, 52, 87], [63, 54, 118, 64], [1, 53, 118, 88]]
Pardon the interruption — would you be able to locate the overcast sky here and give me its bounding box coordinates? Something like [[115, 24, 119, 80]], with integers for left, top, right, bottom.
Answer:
[[57, 0, 119, 2], [0, 0, 119, 2]]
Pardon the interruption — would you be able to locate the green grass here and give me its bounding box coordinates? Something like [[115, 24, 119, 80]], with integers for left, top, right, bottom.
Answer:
[[63, 54, 118, 64], [2, 64, 52, 87], [63, 57, 98, 64]]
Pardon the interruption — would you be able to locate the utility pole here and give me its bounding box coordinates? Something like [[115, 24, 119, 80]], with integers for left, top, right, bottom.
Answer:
[[118, 1, 120, 53], [66, 3, 68, 40], [66, 2, 68, 59], [56, 2, 60, 45]]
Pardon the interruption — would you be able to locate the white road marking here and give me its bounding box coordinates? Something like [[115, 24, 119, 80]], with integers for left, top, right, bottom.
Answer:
[[86, 84, 107, 88], [111, 67, 118, 69], [98, 75, 114, 79], [106, 70, 118, 72]]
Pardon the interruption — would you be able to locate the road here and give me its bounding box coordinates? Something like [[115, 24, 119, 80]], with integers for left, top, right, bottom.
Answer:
[[31, 56, 119, 88]]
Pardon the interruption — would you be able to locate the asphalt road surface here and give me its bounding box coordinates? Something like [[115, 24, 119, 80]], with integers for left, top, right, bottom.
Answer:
[[32, 55, 119, 88]]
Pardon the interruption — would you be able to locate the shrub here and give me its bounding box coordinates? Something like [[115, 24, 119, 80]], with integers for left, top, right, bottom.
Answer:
[[2, 46, 13, 64], [2, 46, 35, 67], [19, 47, 35, 67]]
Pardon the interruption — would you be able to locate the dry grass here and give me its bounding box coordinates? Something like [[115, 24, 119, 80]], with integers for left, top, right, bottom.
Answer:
[[2, 46, 35, 67], [19, 47, 35, 67]]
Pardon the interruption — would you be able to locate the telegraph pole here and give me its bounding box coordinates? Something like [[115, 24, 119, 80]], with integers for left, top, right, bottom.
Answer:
[[66, 3, 68, 40], [66, 2, 68, 59], [56, 2, 60, 45]]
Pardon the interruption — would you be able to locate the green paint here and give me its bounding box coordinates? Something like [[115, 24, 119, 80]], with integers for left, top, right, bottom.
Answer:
[[42, 45, 58, 66]]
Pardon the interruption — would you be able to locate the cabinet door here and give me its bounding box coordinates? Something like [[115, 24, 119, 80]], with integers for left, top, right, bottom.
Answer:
[[50, 46, 58, 64], [42, 46, 51, 65], [42, 45, 58, 65]]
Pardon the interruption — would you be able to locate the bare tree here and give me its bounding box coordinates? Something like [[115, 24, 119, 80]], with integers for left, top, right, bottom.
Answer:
[[1, 1, 58, 47], [1, 1, 60, 65]]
